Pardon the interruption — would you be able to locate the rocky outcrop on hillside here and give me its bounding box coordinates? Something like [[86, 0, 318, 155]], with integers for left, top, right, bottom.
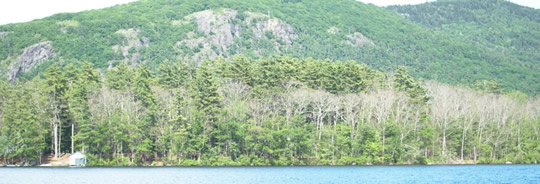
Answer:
[[0, 32, 7, 39], [177, 9, 241, 62], [112, 28, 150, 65], [7, 41, 54, 81], [327, 27, 340, 34], [344, 32, 374, 47], [176, 9, 297, 63], [249, 12, 297, 44], [246, 11, 297, 48]]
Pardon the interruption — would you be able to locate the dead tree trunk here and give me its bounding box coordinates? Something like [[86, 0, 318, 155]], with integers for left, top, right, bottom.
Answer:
[[54, 123, 58, 158], [71, 123, 75, 154]]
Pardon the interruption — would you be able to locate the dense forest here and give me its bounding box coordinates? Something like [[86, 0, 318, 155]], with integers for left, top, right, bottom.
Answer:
[[0, 0, 539, 166], [0, 0, 539, 94], [0, 56, 538, 166], [389, 0, 540, 93]]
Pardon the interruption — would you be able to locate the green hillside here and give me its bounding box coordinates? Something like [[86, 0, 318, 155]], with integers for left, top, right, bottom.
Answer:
[[1, 0, 540, 166], [0, 0, 538, 93], [389, 0, 540, 93]]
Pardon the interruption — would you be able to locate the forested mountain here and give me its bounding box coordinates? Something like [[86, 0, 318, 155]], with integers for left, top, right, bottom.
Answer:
[[0, 0, 539, 166], [0, 0, 538, 93], [389, 0, 540, 94]]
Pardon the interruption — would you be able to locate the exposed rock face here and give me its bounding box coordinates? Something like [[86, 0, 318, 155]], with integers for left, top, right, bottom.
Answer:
[[0, 32, 7, 39], [327, 27, 340, 34], [7, 41, 54, 81], [112, 28, 150, 65], [176, 9, 297, 63], [344, 32, 374, 47], [177, 9, 241, 62], [246, 11, 297, 47]]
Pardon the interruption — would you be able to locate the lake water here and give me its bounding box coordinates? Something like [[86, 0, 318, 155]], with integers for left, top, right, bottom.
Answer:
[[0, 165, 539, 184]]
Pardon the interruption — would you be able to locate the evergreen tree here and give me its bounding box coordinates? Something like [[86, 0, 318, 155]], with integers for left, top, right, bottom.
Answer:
[[251, 58, 285, 92], [170, 91, 189, 162], [1, 84, 46, 164], [299, 58, 325, 90], [190, 60, 222, 160], [224, 55, 252, 85], [106, 63, 133, 90], [341, 61, 374, 93], [43, 64, 70, 156], [157, 60, 188, 89], [191, 61, 221, 122], [133, 64, 159, 161], [474, 80, 503, 94], [134, 65, 157, 108], [393, 66, 429, 103], [68, 62, 101, 154]]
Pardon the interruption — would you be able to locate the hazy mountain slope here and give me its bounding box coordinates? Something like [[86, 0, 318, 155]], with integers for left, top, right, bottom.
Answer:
[[390, 0, 540, 93], [0, 0, 538, 93]]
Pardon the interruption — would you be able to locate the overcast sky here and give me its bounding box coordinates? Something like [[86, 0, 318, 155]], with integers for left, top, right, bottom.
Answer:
[[1, 0, 539, 25], [358, 0, 540, 7]]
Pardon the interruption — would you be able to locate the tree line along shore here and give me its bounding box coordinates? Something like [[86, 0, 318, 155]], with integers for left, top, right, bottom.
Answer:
[[0, 56, 538, 166]]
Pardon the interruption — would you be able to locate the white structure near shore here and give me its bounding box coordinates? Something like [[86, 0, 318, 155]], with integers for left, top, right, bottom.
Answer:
[[69, 152, 87, 167]]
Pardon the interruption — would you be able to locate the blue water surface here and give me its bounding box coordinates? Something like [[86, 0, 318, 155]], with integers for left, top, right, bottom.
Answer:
[[0, 165, 539, 184]]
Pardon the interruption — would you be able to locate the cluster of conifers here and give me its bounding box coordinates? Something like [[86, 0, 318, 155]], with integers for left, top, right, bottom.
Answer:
[[0, 56, 538, 166]]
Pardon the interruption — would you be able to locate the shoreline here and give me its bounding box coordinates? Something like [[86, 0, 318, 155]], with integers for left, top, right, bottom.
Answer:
[[3, 162, 538, 168]]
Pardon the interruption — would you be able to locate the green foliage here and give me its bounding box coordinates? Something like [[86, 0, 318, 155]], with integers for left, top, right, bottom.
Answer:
[[1, 50, 538, 166], [134, 64, 157, 107], [224, 55, 253, 85], [473, 80, 503, 94], [191, 60, 221, 121], [1, 0, 538, 94], [393, 66, 429, 103], [106, 63, 133, 90], [1, 84, 46, 163], [390, 0, 540, 94], [157, 60, 189, 88]]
